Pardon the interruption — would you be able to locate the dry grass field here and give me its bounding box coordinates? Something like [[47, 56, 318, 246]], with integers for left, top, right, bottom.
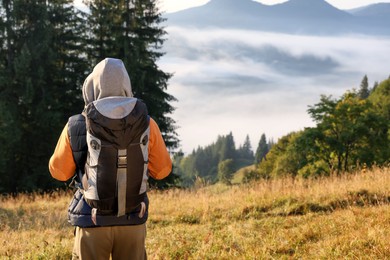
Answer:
[[1, 166, 390, 259]]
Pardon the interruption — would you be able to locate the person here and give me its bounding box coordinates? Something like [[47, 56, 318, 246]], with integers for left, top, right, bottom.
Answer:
[[49, 58, 172, 260]]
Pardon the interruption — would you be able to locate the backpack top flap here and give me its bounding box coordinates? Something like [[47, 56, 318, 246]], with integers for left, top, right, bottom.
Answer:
[[84, 97, 149, 148]]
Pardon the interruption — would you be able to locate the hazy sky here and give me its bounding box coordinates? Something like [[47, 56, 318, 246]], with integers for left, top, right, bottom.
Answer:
[[159, 0, 390, 13]]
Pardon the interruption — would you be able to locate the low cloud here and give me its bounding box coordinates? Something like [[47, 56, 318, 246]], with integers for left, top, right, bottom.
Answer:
[[159, 27, 390, 153]]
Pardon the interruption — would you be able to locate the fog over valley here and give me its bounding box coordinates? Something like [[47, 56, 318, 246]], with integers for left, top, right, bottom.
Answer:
[[159, 0, 390, 153]]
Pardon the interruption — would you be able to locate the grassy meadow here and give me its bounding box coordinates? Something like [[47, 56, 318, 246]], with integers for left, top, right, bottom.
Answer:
[[1, 167, 390, 259]]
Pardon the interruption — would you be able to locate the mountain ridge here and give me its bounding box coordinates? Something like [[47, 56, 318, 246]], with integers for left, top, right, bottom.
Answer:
[[164, 0, 390, 36], [347, 3, 390, 18]]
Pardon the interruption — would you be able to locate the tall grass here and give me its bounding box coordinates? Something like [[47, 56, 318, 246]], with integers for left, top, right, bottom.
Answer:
[[1, 167, 390, 259], [0, 191, 73, 259]]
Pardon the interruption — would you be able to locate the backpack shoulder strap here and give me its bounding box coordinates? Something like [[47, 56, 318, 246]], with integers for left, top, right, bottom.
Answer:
[[67, 114, 87, 188]]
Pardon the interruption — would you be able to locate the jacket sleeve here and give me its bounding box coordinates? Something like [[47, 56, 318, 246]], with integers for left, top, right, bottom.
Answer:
[[148, 118, 172, 180], [48, 123, 76, 181]]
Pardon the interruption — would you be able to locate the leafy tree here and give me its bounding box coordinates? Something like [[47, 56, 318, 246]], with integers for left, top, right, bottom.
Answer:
[[257, 81, 389, 179], [178, 152, 198, 185], [217, 159, 234, 185], [367, 78, 390, 160], [372, 81, 379, 92], [368, 78, 390, 122], [274, 131, 313, 177], [257, 134, 292, 178], [242, 168, 260, 183], [256, 132, 313, 178], [308, 93, 387, 173]]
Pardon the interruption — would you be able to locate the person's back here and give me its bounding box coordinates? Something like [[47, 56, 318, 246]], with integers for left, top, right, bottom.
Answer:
[[49, 58, 172, 259]]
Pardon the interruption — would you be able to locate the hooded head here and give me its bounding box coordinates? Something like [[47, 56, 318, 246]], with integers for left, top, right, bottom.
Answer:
[[82, 58, 133, 106]]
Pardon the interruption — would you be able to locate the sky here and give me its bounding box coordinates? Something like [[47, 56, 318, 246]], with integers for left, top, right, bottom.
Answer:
[[158, 0, 390, 13]]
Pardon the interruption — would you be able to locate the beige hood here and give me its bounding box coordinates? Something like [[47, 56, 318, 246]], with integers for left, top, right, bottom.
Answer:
[[82, 58, 133, 106]]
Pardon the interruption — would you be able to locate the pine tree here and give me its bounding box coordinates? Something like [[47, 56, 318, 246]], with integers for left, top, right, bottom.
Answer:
[[242, 135, 253, 157], [219, 132, 236, 161], [358, 75, 370, 99], [128, 0, 178, 149], [0, 0, 16, 193], [0, 0, 56, 192], [255, 133, 269, 164], [47, 0, 89, 115], [83, 0, 118, 61], [0, 0, 88, 193], [84, 0, 178, 150], [237, 134, 254, 164]]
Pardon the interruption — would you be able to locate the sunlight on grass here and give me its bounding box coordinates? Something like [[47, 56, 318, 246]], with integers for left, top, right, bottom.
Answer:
[[1, 167, 389, 258]]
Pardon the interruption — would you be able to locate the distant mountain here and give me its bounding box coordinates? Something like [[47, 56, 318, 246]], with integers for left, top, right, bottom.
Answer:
[[345, 3, 390, 35], [347, 3, 390, 18], [271, 0, 350, 20], [164, 0, 390, 36], [164, 0, 269, 30]]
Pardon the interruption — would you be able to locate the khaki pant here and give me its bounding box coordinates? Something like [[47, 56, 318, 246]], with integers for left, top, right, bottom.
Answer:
[[72, 224, 147, 260]]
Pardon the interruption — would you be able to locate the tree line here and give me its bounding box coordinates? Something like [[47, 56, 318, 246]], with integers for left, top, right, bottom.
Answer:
[[172, 75, 389, 185], [0, 0, 177, 193], [172, 133, 274, 186]]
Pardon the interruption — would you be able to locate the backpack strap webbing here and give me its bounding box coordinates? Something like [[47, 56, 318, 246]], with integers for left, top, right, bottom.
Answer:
[[117, 148, 127, 217]]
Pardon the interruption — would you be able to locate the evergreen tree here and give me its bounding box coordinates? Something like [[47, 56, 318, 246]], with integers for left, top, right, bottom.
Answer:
[[255, 133, 269, 164], [219, 132, 236, 161], [358, 75, 370, 99], [173, 132, 258, 186], [240, 135, 254, 159], [83, 0, 118, 61], [236, 134, 254, 168], [0, 0, 88, 193], [84, 0, 178, 150], [0, 0, 16, 193], [128, 0, 178, 149]]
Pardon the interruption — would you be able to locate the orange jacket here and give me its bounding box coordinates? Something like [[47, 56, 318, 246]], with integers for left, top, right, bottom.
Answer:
[[49, 117, 172, 182]]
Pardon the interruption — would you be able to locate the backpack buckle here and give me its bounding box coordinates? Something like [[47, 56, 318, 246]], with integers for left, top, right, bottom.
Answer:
[[117, 149, 127, 168]]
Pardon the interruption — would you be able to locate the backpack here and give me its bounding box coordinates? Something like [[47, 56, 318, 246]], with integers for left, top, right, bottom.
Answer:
[[81, 96, 150, 217]]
